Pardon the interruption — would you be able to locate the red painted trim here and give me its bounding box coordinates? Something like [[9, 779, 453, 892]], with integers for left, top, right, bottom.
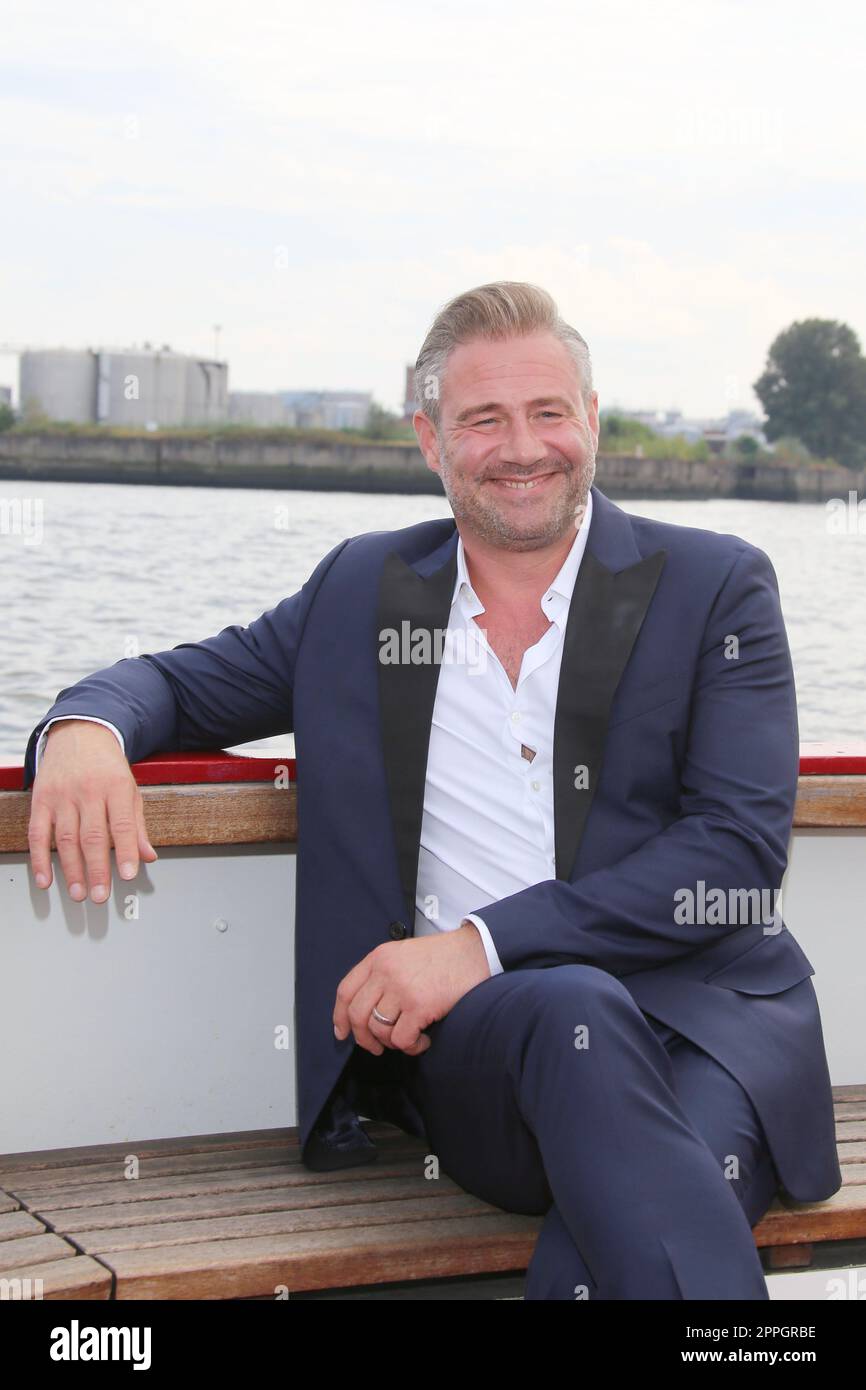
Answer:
[[129, 751, 296, 786], [797, 743, 866, 775], [0, 750, 296, 792], [1, 744, 865, 793]]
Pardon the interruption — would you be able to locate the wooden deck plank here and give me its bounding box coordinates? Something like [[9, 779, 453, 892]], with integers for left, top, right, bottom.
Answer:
[[103, 1212, 542, 1299]]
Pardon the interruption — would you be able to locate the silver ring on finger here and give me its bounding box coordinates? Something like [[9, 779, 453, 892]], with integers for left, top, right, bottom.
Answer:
[[372, 1006, 398, 1026]]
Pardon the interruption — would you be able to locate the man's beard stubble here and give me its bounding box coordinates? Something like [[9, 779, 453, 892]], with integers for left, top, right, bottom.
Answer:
[[436, 434, 597, 552]]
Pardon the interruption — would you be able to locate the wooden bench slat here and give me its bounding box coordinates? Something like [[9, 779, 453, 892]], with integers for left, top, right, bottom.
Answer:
[[833, 1104, 866, 1121], [834, 1121, 866, 1141], [0, 1121, 407, 1180], [834, 1162, 866, 1183], [754, 1183, 866, 1246], [75, 1191, 498, 1254], [10, 1153, 432, 1215], [0, 1254, 112, 1300], [833, 1085, 866, 1102], [34, 1172, 467, 1233], [0, 1136, 426, 1194], [0, 1127, 300, 1177], [0, 1232, 78, 1273], [0, 1145, 307, 1191], [0, 1210, 49, 1243], [103, 1212, 543, 1299]]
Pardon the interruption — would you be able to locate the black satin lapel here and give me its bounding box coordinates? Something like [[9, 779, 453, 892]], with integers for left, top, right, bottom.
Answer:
[[554, 548, 667, 879], [376, 547, 458, 923]]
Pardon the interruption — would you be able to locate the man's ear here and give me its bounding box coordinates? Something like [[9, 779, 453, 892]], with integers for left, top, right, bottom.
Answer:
[[414, 411, 442, 476]]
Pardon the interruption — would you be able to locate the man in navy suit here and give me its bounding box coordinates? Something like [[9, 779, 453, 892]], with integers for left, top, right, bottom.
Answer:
[[25, 282, 840, 1299]]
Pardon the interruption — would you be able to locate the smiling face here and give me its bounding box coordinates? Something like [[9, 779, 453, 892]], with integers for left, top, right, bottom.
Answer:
[[415, 331, 599, 552]]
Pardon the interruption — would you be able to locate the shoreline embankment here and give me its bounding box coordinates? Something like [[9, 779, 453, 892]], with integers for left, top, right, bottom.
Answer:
[[0, 432, 862, 502]]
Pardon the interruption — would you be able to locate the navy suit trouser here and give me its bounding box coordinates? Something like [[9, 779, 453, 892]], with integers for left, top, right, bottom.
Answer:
[[403, 964, 778, 1300]]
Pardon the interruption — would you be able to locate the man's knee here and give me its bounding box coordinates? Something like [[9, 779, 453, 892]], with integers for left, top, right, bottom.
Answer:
[[513, 962, 634, 1008], [508, 962, 642, 1040]]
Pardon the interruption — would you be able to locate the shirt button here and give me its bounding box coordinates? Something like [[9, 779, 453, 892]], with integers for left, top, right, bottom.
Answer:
[[511, 711, 521, 723], [531, 780, 541, 791]]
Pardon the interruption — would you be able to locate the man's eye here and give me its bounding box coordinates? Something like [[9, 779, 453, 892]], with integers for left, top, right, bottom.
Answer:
[[539, 411, 562, 419], [474, 417, 497, 426]]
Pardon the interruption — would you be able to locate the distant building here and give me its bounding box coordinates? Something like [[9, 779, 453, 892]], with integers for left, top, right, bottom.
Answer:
[[279, 390, 371, 430], [228, 392, 296, 427], [0, 385, 12, 409], [19, 347, 227, 427], [607, 407, 766, 450], [723, 409, 766, 445]]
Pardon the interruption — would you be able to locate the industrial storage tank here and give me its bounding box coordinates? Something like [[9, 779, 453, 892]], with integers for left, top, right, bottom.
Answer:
[[19, 350, 97, 424], [184, 359, 228, 424], [98, 349, 189, 428]]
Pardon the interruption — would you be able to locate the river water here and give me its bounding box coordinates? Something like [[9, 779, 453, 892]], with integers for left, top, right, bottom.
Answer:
[[1, 479, 863, 762]]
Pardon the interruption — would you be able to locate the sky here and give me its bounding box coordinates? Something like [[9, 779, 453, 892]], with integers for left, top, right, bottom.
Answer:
[[2, 0, 865, 418]]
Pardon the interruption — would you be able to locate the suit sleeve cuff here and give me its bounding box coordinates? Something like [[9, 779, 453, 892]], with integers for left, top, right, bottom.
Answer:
[[463, 912, 504, 977]]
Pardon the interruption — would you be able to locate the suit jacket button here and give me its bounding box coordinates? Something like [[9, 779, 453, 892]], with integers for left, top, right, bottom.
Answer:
[[388, 921, 407, 940]]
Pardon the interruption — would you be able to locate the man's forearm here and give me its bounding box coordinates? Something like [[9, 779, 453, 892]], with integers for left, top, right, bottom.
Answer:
[[474, 804, 791, 977]]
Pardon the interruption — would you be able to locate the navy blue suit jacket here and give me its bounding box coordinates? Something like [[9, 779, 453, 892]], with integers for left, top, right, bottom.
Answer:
[[23, 485, 842, 1202]]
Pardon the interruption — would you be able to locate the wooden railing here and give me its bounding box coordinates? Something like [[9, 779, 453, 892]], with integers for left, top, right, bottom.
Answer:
[[0, 744, 865, 854]]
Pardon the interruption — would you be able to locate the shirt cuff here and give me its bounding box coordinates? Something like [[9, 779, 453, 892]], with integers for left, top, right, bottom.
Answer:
[[36, 716, 126, 769], [463, 912, 504, 977]]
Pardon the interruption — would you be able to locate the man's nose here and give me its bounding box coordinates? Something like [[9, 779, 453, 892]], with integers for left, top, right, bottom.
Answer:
[[501, 416, 546, 468]]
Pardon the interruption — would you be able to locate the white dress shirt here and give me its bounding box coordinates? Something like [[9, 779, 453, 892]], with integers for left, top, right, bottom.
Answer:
[[415, 490, 593, 976], [36, 491, 594, 984]]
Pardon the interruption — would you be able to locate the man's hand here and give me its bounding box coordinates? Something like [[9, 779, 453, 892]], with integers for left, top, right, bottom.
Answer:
[[27, 720, 158, 903], [333, 922, 491, 1055]]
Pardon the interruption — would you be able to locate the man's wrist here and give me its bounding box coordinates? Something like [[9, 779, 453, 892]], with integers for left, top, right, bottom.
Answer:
[[456, 918, 493, 978]]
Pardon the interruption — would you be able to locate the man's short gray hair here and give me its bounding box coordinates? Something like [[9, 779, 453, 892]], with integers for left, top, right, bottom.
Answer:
[[414, 281, 593, 428]]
